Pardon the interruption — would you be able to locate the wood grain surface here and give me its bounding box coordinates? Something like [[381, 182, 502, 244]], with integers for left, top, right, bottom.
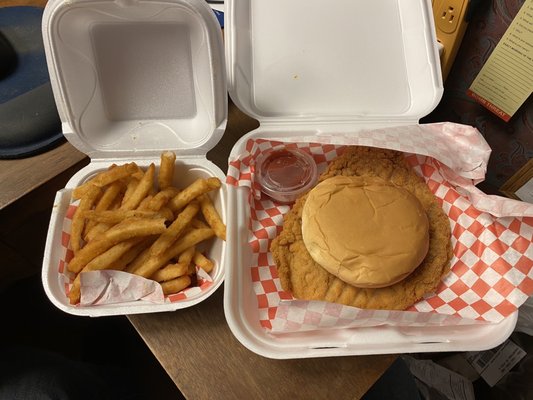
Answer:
[[0, 142, 88, 209], [129, 288, 397, 400]]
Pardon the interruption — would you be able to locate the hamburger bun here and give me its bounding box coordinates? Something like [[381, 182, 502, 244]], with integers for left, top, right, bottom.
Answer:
[[301, 175, 429, 288]]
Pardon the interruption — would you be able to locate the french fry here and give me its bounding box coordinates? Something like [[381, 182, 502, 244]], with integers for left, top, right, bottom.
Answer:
[[168, 177, 221, 212], [67, 276, 82, 305], [151, 262, 189, 283], [191, 219, 210, 229], [70, 184, 101, 253], [85, 237, 146, 271], [161, 262, 188, 281], [157, 206, 175, 222], [124, 245, 151, 273], [158, 151, 176, 190], [149, 201, 200, 256], [138, 187, 180, 211], [131, 164, 145, 181], [160, 275, 192, 296], [137, 195, 153, 210], [84, 181, 124, 237], [109, 193, 124, 210], [132, 228, 214, 278], [121, 178, 139, 208], [94, 181, 124, 210], [193, 251, 215, 273], [64, 151, 226, 306], [67, 217, 167, 274], [150, 247, 194, 282], [178, 246, 195, 265], [84, 222, 113, 243], [72, 163, 137, 199], [68, 237, 146, 304], [84, 209, 164, 224], [198, 193, 226, 240], [111, 237, 156, 271], [120, 164, 155, 211]]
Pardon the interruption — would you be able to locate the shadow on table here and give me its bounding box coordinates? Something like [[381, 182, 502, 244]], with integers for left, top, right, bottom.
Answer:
[[0, 275, 184, 400]]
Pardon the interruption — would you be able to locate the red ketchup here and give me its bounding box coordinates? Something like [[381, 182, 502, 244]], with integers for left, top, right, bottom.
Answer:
[[256, 148, 317, 203]]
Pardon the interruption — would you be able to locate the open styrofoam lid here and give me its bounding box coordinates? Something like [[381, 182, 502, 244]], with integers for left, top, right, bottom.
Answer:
[[42, 0, 227, 158], [226, 0, 443, 124]]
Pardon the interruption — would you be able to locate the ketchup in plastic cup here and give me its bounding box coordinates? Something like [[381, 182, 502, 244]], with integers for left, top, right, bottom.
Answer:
[[255, 148, 317, 203]]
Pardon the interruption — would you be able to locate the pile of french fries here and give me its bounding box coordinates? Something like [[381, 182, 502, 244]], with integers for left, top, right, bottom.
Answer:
[[66, 151, 226, 305]]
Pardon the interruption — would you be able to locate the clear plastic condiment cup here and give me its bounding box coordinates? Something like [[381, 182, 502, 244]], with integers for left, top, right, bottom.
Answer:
[[255, 147, 318, 204]]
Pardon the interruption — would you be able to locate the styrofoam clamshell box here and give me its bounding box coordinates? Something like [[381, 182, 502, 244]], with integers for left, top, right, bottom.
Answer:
[[223, 0, 518, 359], [41, 0, 227, 316]]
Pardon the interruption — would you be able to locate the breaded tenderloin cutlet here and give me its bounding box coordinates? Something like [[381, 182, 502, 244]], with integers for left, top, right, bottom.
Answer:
[[270, 146, 452, 310]]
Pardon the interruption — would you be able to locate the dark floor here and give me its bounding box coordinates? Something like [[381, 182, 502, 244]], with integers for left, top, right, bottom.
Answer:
[[0, 274, 184, 400]]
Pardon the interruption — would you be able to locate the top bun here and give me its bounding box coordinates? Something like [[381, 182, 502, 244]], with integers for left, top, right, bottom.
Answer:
[[301, 175, 429, 288]]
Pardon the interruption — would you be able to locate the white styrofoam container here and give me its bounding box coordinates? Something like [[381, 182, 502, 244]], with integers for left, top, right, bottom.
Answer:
[[41, 0, 227, 316], [223, 0, 518, 358]]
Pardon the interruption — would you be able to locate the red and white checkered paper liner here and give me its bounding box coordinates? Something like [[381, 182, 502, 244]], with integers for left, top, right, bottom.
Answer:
[[227, 123, 533, 333], [58, 204, 214, 306]]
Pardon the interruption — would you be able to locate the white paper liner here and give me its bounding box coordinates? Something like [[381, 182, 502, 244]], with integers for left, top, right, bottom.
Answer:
[[80, 270, 165, 306], [227, 122, 533, 333]]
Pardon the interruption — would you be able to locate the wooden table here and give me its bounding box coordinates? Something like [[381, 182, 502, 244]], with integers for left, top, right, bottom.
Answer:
[[0, 141, 87, 209], [129, 289, 396, 400], [1, 2, 396, 398]]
